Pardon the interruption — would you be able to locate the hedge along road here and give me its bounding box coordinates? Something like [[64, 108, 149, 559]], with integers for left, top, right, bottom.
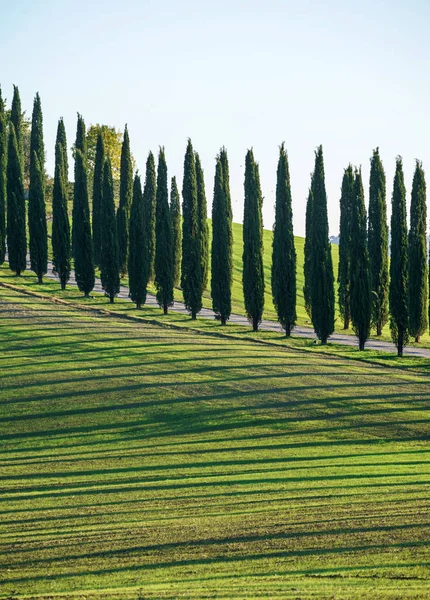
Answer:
[[39, 259, 430, 358]]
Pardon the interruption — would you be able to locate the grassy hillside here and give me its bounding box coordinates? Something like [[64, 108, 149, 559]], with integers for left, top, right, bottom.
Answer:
[[1, 286, 429, 599]]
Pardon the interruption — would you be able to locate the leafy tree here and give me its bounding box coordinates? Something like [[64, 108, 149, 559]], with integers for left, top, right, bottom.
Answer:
[[7, 125, 26, 275], [337, 165, 354, 329], [142, 151, 156, 281], [92, 133, 105, 267], [28, 93, 47, 283], [0, 87, 6, 264], [368, 148, 389, 335], [211, 155, 232, 325], [243, 149, 264, 331], [350, 169, 371, 350], [389, 157, 409, 357], [10, 85, 23, 169], [52, 119, 71, 290], [303, 185, 313, 320], [128, 173, 146, 308], [181, 139, 202, 319], [72, 115, 94, 296], [195, 152, 209, 291], [310, 145, 335, 344], [100, 158, 120, 302], [170, 176, 181, 287], [154, 147, 174, 314], [117, 125, 133, 276], [408, 160, 427, 342], [271, 143, 296, 336]]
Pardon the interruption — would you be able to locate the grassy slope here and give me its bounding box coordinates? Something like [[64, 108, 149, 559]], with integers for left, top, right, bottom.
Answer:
[[1, 285, 429, 599]]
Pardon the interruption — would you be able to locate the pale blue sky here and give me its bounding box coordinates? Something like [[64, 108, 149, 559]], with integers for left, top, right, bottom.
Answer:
[[1, 0, 429, 236]]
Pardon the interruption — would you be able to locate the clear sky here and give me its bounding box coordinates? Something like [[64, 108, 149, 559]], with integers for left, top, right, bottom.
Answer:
[[1, 0, 429, 236]]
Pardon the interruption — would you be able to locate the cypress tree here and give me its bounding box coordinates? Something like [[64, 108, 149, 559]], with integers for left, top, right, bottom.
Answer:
[[142, 151, 156, 283], [195, 152, 209, 291], [92, 132, 105, 268], [368, 148, 389, 335], [408, 160, 427, 342], [28, 93, 47, 283], [57, 117, 69, 181], [243, 149, 265, 331], [0, 87, 6, 264], [181, 139, 202, 319], [154, 147, 174, 314], [211, 155, 232, 325], [310, 145, 335, 344], [389, 157, 409, 357], [52, 119, 71, 290], [10, 85, 23, 168], [73, 115, 94, 296], [7, 125, 26, 275], [220, 147, 233, 220], [170, 176, 181, 287], [350, 168, 371, 350], [271, 143, 296, 336], [117, 125, 133, 276], [303, 185, 313, 320], [337, 165, 354, 329], [128, 173, 146, 308], [100, 158, 120, 303]]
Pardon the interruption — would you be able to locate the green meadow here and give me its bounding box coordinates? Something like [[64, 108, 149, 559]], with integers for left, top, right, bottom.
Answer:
[[1, 283, 429, 599]]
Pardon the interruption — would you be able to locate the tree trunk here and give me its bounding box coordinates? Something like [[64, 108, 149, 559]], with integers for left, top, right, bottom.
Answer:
[[109, 296, 114, 304], [136, 302, 141, 310], [84, 291, 89, 298], [221, 316, 226, 326], [164, 304, 168, 315], [16, 270, 21, 276], [38, 274, 43, 284], [415, 335, 420, 343], [343, 316, 349, 330], [192, 311, 196, 320], [252, 316, 259, 332], [61, 280, 66, 291], [376, 322, 382, 336]]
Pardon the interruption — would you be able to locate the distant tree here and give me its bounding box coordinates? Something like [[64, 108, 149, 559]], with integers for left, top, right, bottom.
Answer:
[[170, 176, 182, 287], [368, 148, 389, 335], [117, 125, 133, 276], [195, 152, 209, 291], [211, 155, 232, 324], [142, 151, 157, 282], [52, 119, 71, 290], [271, 143, 296, 336], [100, 158, 120, 303], [243, 149, 265, 331], [350, 168, 371, 350], [154, 147, 174, 314], [92, 132, 105, 268], [310, 145, 334, 344], [0, 87, 6, 264], [128, 173, 146, 308], [408, 160, 427, 342], [337, 165, 354, 329], [10, 85, 23, 169], [303, 185, 313, 320], [28, 93, 47, 283], [181, 139, 202, 319], [80, 124, 135, 179], [7, 125, 26, 275], [72, 115, 94, 296], [389, 157, 409, 357]]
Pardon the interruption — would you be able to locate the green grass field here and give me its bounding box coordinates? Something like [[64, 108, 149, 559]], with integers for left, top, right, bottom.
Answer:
[[1, 284, 429, 599]]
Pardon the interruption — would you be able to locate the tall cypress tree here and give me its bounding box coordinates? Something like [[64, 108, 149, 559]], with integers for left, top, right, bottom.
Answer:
[[0, 87, 6, 264], [10, 85, 23, 169], [408, 160, 427, 342], [7, 125, 26, 275], [170, 176, 181, 287], [337, 165, 354, 329], [28, 93, 47, 283], [100, 158, 120, 303], [181, 139, 202, 319], [220, 147, 232, 221], [389, 157, 409, 357], [211, 155, 232, 325], [142, 151, 156, 283], [243, 149, 265, 331], [52, 119, 71, 290], [92, 132, 105, 268], [310, 145, 335, 344], [117, 125, 133, 276], [73, 115, 94, 296], [154, 147, 174, 314], [128, 174, 146, 308], [350, 168, 371, 350], [303, 185, 313, 320], [368, 148, 389, 335], [271, 143, 296, 336], [195, 152, 209, 292]]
